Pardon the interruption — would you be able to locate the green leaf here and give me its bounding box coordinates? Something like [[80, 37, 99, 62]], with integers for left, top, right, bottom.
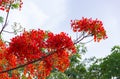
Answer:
[[47, 71, 69, 79], [0, 35, 2, 39], [0, 16, 4, 23], [22, 75, 27, 79], [11, 3, 20, 9]]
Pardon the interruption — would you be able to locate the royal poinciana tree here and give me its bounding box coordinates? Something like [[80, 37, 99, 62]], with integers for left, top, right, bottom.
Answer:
[[0, 0, 107, 79]]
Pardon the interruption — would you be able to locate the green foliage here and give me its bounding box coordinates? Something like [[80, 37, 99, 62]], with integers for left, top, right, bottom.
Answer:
[[11, 22, 24, 35], [111, 45, 120, 53], [64, 44, 87, 79], [100, 45, 120, 78], [65, 63, 86, 79], [77, 44, 87, 55], [70, 52, 81, 66], [87, 63, 101, 78], [85, 46, 120, 79], [22, 75, 27, 79], [0, 16, 4, 23], [65, 45, 120, 79], [11, 3, 20, 9], [47, 71, 69, 79]]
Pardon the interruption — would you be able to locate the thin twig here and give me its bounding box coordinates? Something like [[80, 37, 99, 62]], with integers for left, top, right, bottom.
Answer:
[[0, 5, 11, 35], [79, 39, 94, 44], [74, 34, 89, 45], [74, 32, 84, 43], [3, 30, 14, 33]]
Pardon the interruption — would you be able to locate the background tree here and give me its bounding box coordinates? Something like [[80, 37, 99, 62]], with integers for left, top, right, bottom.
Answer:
[[85, 57, 102, 79], [100, 45, 120, 79]]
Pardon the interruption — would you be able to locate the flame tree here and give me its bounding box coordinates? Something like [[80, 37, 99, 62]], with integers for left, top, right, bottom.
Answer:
[[0, 0, 107, 79]]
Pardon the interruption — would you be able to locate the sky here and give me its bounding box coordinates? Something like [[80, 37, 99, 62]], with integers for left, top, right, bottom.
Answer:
[[0, 0, 120, 58]]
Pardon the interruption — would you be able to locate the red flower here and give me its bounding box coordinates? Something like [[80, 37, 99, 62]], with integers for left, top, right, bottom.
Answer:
[[6, 29, 76, 78], [8, 29, 46, 62], [47, 32, 76, 53], [0, 0, 23, 12], [71, 17, 107, 42], [52, 50, 70, 72]]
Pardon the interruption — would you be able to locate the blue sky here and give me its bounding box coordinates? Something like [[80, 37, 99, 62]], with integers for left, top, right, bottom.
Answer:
[[1, 0, 120, 58]]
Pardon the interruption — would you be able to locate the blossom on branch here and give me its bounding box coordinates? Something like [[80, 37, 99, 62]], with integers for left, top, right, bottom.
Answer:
[[71, 17, 108, 42], [4, 29, 76, 78], [0, 0, 23, 12]]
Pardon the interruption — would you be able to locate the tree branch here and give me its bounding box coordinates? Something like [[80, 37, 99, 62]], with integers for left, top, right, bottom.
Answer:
[[74, 32, 84, 43], [0, 5, 11, 35], [79, 39, 94, 44], [74, 34, 92, 45], [0, 51, 56, 74], [3, 30, 14, 33]]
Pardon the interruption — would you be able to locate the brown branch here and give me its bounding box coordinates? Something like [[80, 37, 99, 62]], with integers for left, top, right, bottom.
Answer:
[[0, 5, 11, 35], [74, 32, 84, 43], [74, 34, 89, 45], [79, 39, 94, 44], [0, 51, 56, 74], [74, 32, 93, 45]]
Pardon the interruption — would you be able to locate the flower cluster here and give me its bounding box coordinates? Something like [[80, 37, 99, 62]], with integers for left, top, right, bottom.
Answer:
[[71, 17, 107, 42], [8, 29, 46, 62], [47, 32, 76, 53], [0, 39, 18, 79], [0, 0, 23, 12], [6, 29, 76, 78], [0, 39, 17, 69]]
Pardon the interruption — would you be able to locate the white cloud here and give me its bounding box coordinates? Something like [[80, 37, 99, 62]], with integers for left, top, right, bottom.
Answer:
[[29, 0, 67, 32], [1, 0, 67, 40], [20, 0, 49, 29]]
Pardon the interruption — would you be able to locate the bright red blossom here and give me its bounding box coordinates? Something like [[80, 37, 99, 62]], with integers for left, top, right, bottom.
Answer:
[[6, 29, 76, 78], [71, 17, 108, 42], [0, 0, 23, 12], [47, 32, 76, 53], [52, 50, 70, 72], [0, 39, 18, 79], [8, 29, 46, 62]]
